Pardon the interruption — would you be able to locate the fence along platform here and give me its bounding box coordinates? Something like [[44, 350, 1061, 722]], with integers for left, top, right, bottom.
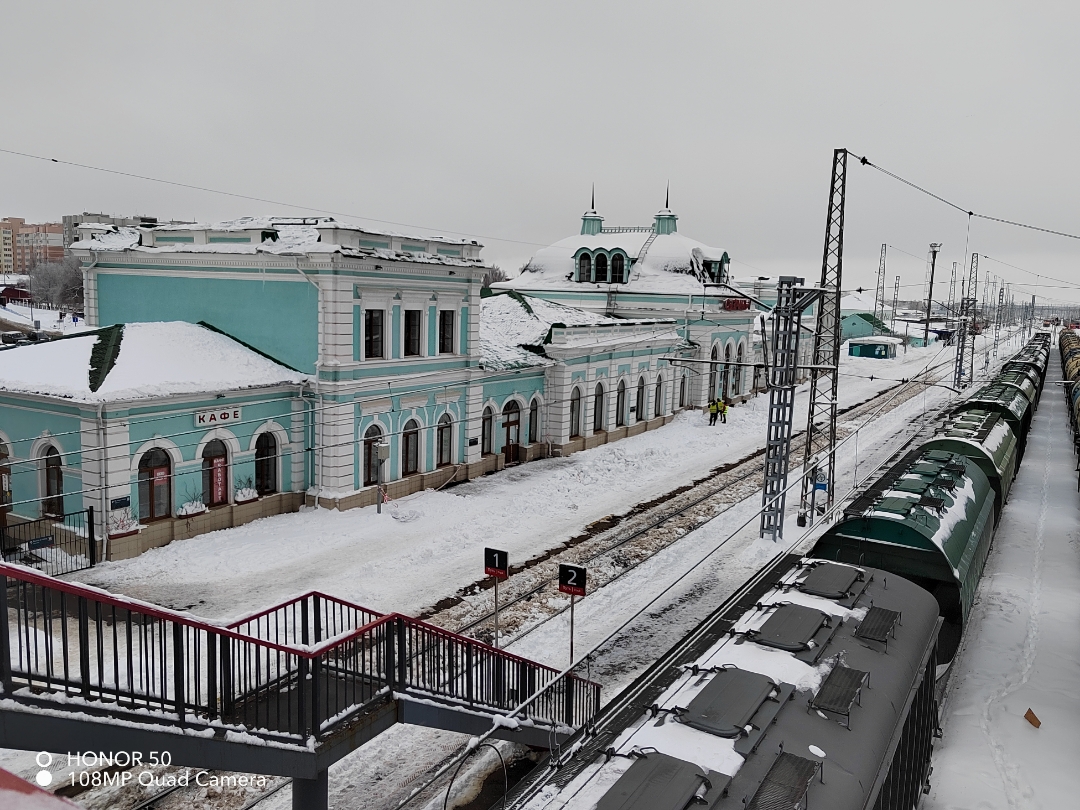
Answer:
[[0, 561, 599, 769]]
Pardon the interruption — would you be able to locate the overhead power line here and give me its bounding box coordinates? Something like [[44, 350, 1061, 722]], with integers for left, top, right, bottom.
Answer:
[[0, 146, 549, 248], [851, 152, 1080, 241]]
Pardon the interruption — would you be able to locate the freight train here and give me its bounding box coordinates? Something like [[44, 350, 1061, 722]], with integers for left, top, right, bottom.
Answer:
[[503, 333, 1051, 810], [810, 331, 1050, 661], [1058, 329, 1080, 446]]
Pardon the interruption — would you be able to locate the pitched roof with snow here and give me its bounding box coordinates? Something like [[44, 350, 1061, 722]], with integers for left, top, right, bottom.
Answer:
[[479, 293, 681, 371], [0, 322, 307, 403]]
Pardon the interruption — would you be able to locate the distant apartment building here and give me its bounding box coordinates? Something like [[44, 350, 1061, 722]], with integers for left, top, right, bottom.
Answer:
[[0, 218, 64, 277]]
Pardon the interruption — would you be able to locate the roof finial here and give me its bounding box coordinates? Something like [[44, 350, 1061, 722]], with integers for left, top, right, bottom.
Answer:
[[591, 183, 595, 211], [665, 180, 669, 210]]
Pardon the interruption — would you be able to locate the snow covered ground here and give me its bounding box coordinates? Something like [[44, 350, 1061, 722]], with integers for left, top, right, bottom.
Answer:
[[74, 340, 963, 621], [0, 301, 90, 334], [925, 349, 1080, 810]]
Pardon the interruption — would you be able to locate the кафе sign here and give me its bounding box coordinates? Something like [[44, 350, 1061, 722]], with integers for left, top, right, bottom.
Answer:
[[195, 407, 242, 427]]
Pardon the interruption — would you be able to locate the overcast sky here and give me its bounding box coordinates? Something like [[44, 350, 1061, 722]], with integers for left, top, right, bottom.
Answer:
[[2, 1, 1079, 307]]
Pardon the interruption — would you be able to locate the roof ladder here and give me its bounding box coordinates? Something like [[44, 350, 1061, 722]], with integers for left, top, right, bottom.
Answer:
[[634, 231, 658, 266]]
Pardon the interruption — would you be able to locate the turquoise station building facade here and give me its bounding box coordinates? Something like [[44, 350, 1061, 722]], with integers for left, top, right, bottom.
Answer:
[[0, 207, 763, 561]]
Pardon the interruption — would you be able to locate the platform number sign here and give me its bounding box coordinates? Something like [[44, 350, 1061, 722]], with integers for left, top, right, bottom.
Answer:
[[559, 564, 587, 597], [485, 548, 508, 580]]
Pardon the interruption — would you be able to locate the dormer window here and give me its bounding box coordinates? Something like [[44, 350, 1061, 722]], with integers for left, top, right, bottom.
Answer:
[[595, 253, 608, 283], [611, 253, 625, 284]]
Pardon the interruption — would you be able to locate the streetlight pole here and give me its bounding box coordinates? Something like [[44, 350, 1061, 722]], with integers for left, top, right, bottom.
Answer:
[[923, 243, 941, 349]]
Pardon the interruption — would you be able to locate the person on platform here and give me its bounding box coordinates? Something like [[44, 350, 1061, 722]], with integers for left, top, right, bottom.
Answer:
[[708, 399, 719, 426]]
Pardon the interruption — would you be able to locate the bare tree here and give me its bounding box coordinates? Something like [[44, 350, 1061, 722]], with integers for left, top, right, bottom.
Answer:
[[29, 256, 83, 309], [481, 265, 507, 290]]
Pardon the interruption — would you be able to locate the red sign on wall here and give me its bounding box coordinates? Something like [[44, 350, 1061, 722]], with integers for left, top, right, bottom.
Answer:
[[724, 298, 751, 311], [212, 456, 227, 504], [153, 468, 168, 485]]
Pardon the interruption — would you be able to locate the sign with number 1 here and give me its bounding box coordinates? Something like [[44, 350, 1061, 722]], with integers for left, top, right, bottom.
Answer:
[[485, 548, 509, 580]]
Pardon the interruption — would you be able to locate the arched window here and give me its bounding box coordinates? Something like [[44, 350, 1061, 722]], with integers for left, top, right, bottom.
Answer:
[[363, 424, 382, 487], [708, 345, 718, 400], [593, 383, 605, 433], [679, 374, 687, 408], [569, 388, 582, 438], [735, 344, 745, 396], [611, 253, 625, 284], [43, 446, 63, 517], [437, 414, 452, 467], [636, 376, 646, 422], [202, 439, 229, 507], [529, 398, 540, 443], [616, 380, 627, 427], [503, 401, 521, 463], [655, 375, 663, 417], [723, 344, 732, 400], [594, 253, 608, 283], [578, 253, 591, 282], [482, 407, 494, 455], [255, 432, 277, 495], [138, 447, 171, 522], [402, 419, 420, 476]]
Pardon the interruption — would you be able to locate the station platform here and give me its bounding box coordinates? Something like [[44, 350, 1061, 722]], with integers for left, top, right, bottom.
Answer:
[[926, 351, 1080, 809]]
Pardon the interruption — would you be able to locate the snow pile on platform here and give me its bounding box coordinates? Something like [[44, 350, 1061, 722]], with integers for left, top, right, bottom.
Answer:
[[0, 322, 307, 402]]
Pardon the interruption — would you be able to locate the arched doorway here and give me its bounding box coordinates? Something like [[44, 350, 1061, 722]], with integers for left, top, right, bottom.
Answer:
[[616, 380, 627, 427], [138, 447, 172, 521], [593, 383, 605, 433], [437, 415, 452, 466], [735, 344, 745, 397], [202, 439, 229, 507], [402, 420, 420, 476], [363, 425, 382, 487], [503, 401, 521, 463], [43, 446, 64, 517], [679, 375, 687, 408], [255, 433, 277, 495], [723, 344, 732, 401], [636, 376, 646, 422], [708, 345, 718, 401], [654, 375, 663, 417]]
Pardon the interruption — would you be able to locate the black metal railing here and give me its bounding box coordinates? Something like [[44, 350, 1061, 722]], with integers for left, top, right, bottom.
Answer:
[[1, 507, 96, 576], [0, 563, 600, 744]]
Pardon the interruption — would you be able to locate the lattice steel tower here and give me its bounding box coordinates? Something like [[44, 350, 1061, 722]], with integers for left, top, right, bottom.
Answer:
[[799, 148, 847, 522], [953, 253, 979, 389], [873, 244, 887, 332], [760, 277, 813, 539]]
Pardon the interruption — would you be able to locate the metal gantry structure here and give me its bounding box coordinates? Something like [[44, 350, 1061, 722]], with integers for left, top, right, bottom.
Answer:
[[993, 285, 1006, 357], [873, 243, 887, 331], [953, 253, 979, 389], [891, 275, 900, 331], [798, 147, 848, 524], [759, 276, 815, 539]]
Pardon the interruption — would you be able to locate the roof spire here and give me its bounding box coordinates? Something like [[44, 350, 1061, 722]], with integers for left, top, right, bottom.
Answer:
[[591, 182, 595, 211], [665, 180, 669, 210]]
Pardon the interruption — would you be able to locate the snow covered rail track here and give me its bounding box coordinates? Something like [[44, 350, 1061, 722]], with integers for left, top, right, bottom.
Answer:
[[432, 361, 956, 647]]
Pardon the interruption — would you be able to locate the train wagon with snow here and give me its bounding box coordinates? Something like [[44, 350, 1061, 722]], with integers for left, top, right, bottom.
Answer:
[[810, 448, 994, 662], [993, 367, 1040, 410], [920, 408, 1018, 522], [1000, 361, 1044, 406], [951, 380, 1033, 460], [503, 557, 941, 810]]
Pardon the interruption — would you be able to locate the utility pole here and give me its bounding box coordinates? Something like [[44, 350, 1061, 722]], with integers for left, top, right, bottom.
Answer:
[[873, 244, 887, 332], [798, 148, 848, 525], [947, 262, 957, 321], [993, 285, 1005, 357], [923, 243, 941, 348]]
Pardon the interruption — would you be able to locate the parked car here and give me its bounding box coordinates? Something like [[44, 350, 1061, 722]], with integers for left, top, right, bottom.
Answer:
[[0, 332, 25, 345], [23, 330, 48, 343]]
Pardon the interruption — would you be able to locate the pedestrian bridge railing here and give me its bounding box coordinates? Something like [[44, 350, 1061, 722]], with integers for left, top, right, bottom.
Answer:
[[0, 563, 600, 746]]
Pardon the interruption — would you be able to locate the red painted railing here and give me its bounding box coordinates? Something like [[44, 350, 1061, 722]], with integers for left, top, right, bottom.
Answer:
[[0, 563, 599, 743]]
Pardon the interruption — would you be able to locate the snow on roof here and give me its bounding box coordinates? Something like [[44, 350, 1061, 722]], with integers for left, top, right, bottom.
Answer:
[[840, 290, 884, 313], [849, 335, 903, 345], [478, 293, 680, 371], [497, 229, 729, 295], [70, 217, 483, 265], [0, 322, 307, 403]]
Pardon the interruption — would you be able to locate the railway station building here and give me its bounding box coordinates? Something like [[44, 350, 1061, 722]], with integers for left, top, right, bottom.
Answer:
[[0, 211, 762, 560]]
